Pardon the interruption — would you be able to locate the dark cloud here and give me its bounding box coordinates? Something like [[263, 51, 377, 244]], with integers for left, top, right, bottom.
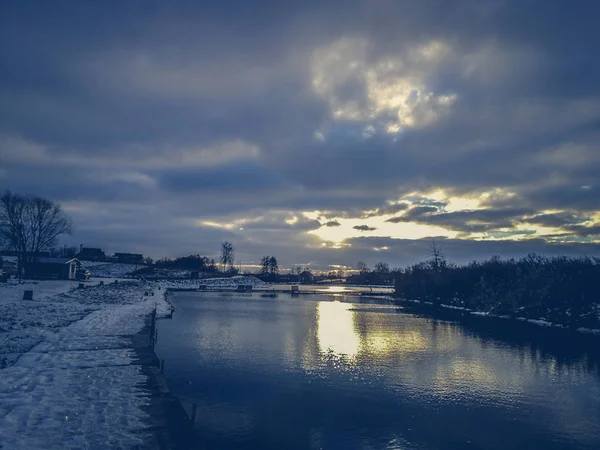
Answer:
[[387, 207, 535, 234], [523, 184, 600, 212], [521, 212, 590, 228], [323, 221, 341, 227], [386, 206, 439, 223], [342, 236, 600, 268], [2, 1, 600, 265], [353, 225, 377, 232], [363, 202, 410, 218], [563, 224, 600, 237]]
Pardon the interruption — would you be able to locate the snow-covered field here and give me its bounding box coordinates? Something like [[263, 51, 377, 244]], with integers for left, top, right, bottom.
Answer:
[[0, 278, 170, 449], [81, 261, 140, 278]]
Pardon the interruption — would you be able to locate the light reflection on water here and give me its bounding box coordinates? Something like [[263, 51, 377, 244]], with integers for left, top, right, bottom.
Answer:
[[317, 301, 360, 357], [156, 292, 600, 450]]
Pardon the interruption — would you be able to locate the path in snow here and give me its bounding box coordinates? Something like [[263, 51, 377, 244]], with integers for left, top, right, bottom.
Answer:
[[0, 280, 171, 449]]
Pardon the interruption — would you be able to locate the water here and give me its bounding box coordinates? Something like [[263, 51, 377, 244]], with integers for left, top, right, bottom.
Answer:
[[155, 292, 600, 450]]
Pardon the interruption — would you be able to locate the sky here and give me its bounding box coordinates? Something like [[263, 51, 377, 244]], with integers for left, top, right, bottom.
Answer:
[[1, 1, 600, 271]]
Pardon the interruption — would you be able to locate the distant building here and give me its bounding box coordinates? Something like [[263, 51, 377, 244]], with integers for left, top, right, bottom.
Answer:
[[114, 252, 144, 264], [299, 270, 314, 283], [24, 257, 81, 280], [77, 246, 106, 262]]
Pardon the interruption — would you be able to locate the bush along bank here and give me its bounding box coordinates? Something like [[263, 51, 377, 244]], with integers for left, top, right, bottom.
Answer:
[[394, 254, 600, 331]]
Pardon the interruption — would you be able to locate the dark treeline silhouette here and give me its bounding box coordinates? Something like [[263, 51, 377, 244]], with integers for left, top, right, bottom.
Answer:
[[394, 253, 600, 328], [346, 261, 395, 285], [257, 256, 279, 282], [153, 254, 218, 272]]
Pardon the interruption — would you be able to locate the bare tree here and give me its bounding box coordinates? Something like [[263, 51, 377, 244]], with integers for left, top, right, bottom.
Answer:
[[429, 239, 446, 272], [220, 241, 235, 273], [0, 191, 73, 281], [374, 262, 390, 274], [356, 261, 369, 274]]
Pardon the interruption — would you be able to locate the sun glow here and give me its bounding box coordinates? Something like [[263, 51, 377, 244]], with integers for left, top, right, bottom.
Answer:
[[308, 214, 456, 243]]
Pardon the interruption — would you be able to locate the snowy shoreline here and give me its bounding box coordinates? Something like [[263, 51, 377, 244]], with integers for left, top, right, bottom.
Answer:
[[397, 298, 600, 336], [0, 278, 174, 449], [0, 275, 269, 448]]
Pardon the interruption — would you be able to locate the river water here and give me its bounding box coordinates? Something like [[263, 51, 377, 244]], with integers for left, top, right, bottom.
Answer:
[[155, 291, 600, 450]]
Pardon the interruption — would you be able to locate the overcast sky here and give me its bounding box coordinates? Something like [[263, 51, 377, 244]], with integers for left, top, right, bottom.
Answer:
[[2, 1, 600, 271]]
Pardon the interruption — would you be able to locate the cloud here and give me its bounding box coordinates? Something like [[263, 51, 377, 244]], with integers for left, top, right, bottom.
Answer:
[[2, 1, 600, 267], [323, 220, 341, 227], [386, 206, 439, 223], [363, 202, 410, 218], [522, 212, 590, 228], [353, 225, 377, 232]]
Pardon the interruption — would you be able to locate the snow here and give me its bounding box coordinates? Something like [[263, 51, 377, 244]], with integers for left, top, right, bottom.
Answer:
[[577, 327, 600, 335], [1, 279, 87, 304], [157, 275, 268, 290], [516, 317, 555, 327], [0, 278, 171, 449], [81, 261, 140, 278]]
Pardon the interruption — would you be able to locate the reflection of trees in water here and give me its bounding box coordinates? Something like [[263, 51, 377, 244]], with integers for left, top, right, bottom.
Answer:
[[445, 314, 600, 377], [400, 304, 600, 377], [349, 303, 600, 393]]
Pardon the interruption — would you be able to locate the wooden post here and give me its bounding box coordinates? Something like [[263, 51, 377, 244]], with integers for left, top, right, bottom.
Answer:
[[190, 404, 197, 424], [150, 307, 157, 348], [160, 359, 165, 373]]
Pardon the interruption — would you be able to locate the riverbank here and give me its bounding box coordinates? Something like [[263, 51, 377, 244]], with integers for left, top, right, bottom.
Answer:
[[133, 313, 201, 449], [395, 297, 600, 337], [0, 278, 198, 449]]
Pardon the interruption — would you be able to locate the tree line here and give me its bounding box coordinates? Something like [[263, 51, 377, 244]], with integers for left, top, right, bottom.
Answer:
[[394, 251, 600, 328]]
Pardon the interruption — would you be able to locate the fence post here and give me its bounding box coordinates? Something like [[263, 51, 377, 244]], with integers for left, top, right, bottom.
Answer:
[[190, 403, 197, 424], [150, 307, 157, 347], [160, 359, 165, 373]]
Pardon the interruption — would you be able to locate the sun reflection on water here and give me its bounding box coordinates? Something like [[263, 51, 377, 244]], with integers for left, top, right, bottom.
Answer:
[[317, 301, 360, 358]]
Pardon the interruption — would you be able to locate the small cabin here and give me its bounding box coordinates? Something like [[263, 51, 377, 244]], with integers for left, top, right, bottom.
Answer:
[[24, 257, 80, 280], [299, 270, 314, 283]]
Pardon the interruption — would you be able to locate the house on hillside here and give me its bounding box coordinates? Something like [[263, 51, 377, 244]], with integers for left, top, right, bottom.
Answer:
[[77, 246, 106, 262], [24, 257, 81, 280], [114, 252, 144, 264], [299, 270, 314, 283]]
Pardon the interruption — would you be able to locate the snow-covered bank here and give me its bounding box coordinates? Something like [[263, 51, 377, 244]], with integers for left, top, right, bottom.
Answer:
[[157, 275, 268, 290], [399, 298, 600, 336], [0, 279, 171, 449], [82, 261, 140, 278]]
